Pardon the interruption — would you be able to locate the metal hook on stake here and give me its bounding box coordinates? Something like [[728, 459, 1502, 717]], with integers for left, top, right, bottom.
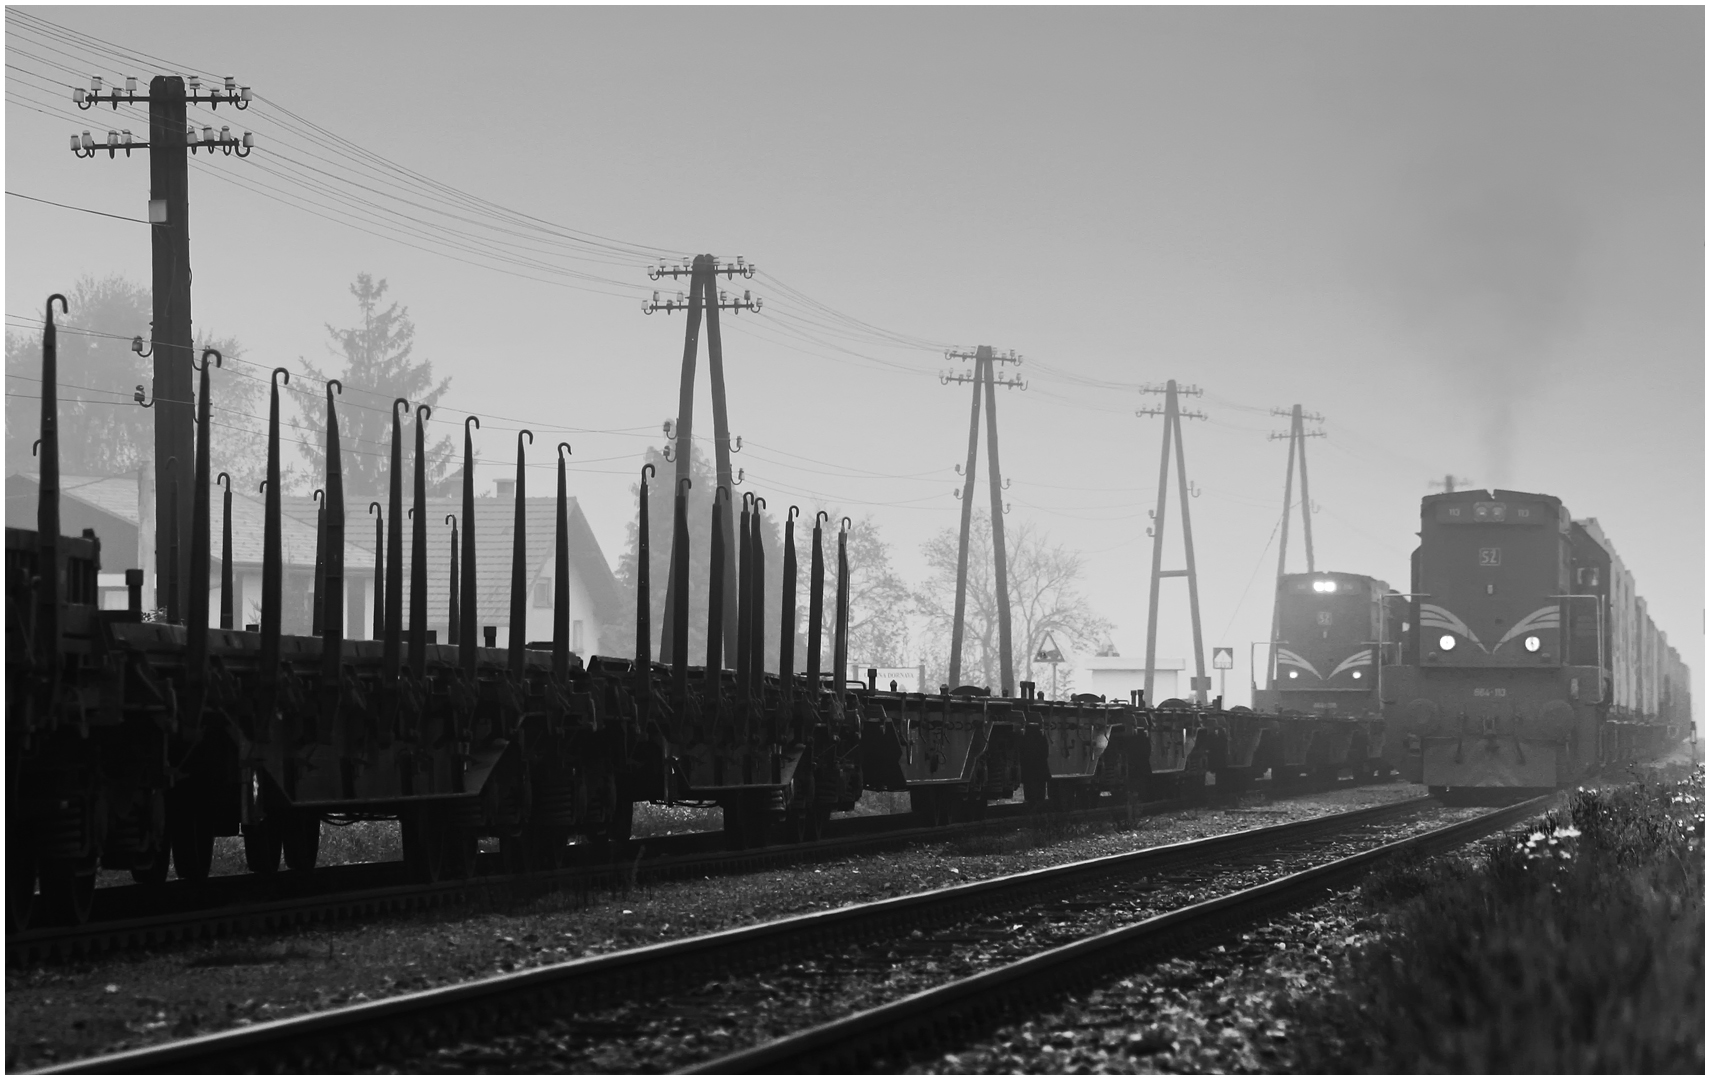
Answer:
[[788, 505, 799, 522], [192, 347, 222, 371], [217, 472, 230, 492], [816, 511, 829, 527], [640, 461, 654, 481], [444, 513, 455, 526], [369, 501, 382, 519], [753, 496, 766, 511], [558, 442, 572, 463], [393, 397, 409, 420], [841, 516, 852, 533], [678, 477, 692, 495], [415, 403, 432, 424]]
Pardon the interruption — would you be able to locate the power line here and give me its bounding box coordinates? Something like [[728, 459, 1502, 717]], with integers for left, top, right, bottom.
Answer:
[[6, 189, 149, 223]]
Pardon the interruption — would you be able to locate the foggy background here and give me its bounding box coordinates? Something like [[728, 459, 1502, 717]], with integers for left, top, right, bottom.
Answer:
[[5, 7, 1702, 712]]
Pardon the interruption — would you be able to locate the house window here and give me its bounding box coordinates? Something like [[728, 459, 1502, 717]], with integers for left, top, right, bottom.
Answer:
[[572, 620, 584, 653], [534, 581, 551, 608]]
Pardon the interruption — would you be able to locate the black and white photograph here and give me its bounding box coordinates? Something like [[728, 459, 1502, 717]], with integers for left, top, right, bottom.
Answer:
[[4, 4, 1702, 1073]]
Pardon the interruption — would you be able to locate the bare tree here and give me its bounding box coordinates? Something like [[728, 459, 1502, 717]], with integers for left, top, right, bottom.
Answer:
[[916, 511, 1111, 692], [4, 275, 262, 486], [803, 511, 913, 673]]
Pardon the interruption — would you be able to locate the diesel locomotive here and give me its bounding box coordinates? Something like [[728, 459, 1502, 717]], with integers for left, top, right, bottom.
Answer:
[[1382, 488, 1691, 798]]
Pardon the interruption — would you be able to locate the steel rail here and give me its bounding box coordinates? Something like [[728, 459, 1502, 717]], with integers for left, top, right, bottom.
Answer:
[[690, 794, 1554, 1074], [34, 795, 1434, 1074], [9, 788, 1204, 967]]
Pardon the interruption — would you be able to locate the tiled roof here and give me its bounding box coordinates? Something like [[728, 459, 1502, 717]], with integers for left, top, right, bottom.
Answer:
[[8, 474, 618, 624], [282, 493, 618, 626]]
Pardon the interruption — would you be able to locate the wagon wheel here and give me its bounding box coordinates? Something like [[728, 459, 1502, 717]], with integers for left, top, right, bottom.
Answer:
[[131, 841, 171, 885], [7, 832, 37, 933], [281, 809, 321, 872], [401, 808, 444, 883], [242, 816, 283, 874], [36, 856, 96, 927], [439, 828, 477, 879], [169, 789, 216, 882]]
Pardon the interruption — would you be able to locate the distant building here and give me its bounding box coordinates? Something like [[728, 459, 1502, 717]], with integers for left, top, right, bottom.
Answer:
[[7, 472, 619, 653], [1078, 655, 1186, 704]]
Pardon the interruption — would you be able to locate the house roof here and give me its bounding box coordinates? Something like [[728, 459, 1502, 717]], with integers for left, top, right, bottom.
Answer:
[[280, 493, 619, 627], [8, 472, 619, 626]]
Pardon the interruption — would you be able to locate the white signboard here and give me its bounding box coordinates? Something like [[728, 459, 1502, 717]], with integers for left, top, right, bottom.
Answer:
[[1212, 647, 1234, 670]]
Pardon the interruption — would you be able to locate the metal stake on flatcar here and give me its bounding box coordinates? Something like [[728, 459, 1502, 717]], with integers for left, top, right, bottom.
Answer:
[[384, 399, 407, 678], [735, 493, 754, 716], [705, 485, 727, 705], [459, 416, 480, 677], [217, 472, 233, 630], [310, 488, 325, 637], [407, 405, 431, 674], [259, 368, 289, 712], [508, 429, 533, 676], [633, 462, 653, 707], [35, 293, 68, 699], [320, 380, 345, 695], [186, 348, 220, 697], [832, 517, 851, 721], [369, 502, 384, 640], [751, 496, 768, 729], [779, 506, 798, 712], [670, 477, 691, 704], [553, 443, 573, 681], [446, 514, 459, 647], [807, 511, 826, 701]]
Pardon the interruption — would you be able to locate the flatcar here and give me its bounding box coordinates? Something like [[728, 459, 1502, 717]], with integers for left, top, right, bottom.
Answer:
[[1382, 488, 1689, 799]]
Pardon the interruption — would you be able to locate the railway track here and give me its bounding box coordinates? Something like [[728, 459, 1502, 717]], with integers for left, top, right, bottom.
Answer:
[[9, 786, 1224, 968], [694, 794, 1553, 1074], [32, 792, 1483, 1073]]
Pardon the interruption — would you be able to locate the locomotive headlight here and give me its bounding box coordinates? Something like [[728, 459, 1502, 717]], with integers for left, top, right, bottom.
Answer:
[[1439, 634, 1457, 651], [1352, 671, 1363, 679], [1288, 670, 1299, 679], [1524, 635, 1541, 653], [1312, 580, 1336, 593]]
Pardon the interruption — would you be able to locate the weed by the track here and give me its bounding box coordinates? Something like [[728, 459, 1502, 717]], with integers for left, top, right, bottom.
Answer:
[[1297, 765, 1705, 1073]]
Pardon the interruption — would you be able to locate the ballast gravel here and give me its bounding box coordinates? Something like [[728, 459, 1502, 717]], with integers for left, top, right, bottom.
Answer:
[[6, 781, 1425, 1071], [392, 802, 1478, 1072]]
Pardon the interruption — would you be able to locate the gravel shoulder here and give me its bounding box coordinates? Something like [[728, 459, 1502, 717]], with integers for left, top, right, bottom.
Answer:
[[5, 781, 1425, 1071]]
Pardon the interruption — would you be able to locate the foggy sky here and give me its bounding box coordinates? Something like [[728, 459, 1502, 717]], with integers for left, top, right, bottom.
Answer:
[[5, 7, 1702, 711]]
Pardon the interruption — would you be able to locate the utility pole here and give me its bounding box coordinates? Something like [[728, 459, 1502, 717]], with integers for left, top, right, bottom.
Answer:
[[1138, 381, 1209, 704], [1265, 405, 1325, 690], [941, 346, 1025, 694], [71, 72, 253, 621], [1430, 474, 1471, 494], [643, 256, 760, 667]]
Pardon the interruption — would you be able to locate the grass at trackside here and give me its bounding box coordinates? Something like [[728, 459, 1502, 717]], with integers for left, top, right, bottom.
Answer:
[[1297, 765, 1704, 1073]]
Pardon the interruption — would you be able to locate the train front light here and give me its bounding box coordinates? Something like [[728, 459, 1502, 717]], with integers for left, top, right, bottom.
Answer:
[[1438, 634, 1457, 652], [1288, 670, 1299, 679], [1352, 671, 1363, 679], [1312, 579, 1336, 593], [1524, 635, 1541, 653]]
